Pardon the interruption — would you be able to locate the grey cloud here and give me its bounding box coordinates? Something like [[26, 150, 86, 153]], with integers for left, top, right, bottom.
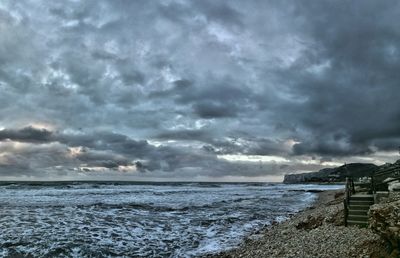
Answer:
[[56, 131, 152, 159], [171, 78, 255, 119], [0, 141, 74, 177], [193, 101, 238, 118], [192, 0, 244, 28], [203, 137, 288, 156], [74, 148, 131, 169], [156, 129, 211, 141], [174, 79, 251, 105], [260, 0, 400, 157], [0, 127, 53, 143], [292, 139, 373, 157], [0, 1, 399, 179]]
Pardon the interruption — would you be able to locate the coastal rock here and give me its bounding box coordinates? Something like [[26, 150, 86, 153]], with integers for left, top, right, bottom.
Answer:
[[296, 215, 323, 230], [369, 198, 400, 256]]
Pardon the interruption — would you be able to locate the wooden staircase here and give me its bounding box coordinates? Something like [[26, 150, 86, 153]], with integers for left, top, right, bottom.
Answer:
[[346, 194, 374, 227], [343, 164, 400, 227]]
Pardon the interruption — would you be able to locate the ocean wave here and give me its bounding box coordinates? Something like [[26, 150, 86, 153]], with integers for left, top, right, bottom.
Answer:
[[0, 182, 333, 257]]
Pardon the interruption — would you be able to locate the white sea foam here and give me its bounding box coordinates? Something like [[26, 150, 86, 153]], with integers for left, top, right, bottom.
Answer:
[[0, 182, 343, 257]]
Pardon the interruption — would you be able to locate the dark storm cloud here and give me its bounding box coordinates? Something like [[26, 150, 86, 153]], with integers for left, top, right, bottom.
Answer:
[[0, 140, 75, 177], [57, 131, 151, 157], [193, 101, 238, 119], [73, 148, 131, 169], [292, 139, 373, 157], [192, 0, 244, 28], [0, 127, 53, 143], [174, 79, 252, 106], [203, 137, 288, 156], [0, 0, 399, 179], [171, 78, 254, 119], [156, 129, 210, 141], [0, 127, 269, 177], [273, 0, 400, 157], [0, 128, 153, 176]]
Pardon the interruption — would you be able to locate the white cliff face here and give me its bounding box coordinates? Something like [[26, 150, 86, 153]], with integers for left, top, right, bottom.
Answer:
[[283, 174, 306, 183], [283, 169, 334, 183]]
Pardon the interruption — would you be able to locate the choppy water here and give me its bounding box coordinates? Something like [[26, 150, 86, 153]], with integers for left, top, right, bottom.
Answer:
[[0, 182, 343, 257]]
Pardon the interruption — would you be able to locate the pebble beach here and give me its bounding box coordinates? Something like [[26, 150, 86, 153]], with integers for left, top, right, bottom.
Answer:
[[208, 190, 387, 258]]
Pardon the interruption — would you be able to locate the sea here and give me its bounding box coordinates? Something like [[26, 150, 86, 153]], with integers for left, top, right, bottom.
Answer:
[[0, 182, 343, 257]]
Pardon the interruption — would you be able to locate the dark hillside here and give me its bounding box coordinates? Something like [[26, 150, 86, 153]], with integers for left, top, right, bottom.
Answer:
[[284, 163, 378, 183]]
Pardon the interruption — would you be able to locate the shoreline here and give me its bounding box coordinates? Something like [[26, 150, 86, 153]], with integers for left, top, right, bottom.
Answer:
[[207, 189, 386, 258]]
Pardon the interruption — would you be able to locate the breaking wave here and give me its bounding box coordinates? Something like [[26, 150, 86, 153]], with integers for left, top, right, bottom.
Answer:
[[0, 182, 343, 257]]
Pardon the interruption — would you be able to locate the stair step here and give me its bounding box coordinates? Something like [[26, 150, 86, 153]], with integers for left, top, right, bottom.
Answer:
[[349, 200, 374, 206], [350, 194, 374, 201], [348, 209, 368, 216], [348, 204, 371, 211], [349, 197, 374, 202], [350, 196, 373, 200], [350, 197, 374, 202], [348, 214, 368, 221], [347, 220, 368, 227]]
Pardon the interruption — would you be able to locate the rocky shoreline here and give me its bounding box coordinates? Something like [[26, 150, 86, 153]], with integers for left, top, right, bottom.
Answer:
[[206, 190, 387, 258]]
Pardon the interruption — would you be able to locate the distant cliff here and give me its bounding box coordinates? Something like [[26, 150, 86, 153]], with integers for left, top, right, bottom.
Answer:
[[283, 163, 378, 183]]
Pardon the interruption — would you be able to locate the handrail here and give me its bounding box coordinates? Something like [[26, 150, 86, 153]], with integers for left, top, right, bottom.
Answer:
[[371, 176, 375, 194], [344, 177, 355, 226], [373, 165, 400, 178], [371, 165, 400, 194], [373, 177, 400, 189], [344, 164, 400, 225], [343, 199, 348, 227]]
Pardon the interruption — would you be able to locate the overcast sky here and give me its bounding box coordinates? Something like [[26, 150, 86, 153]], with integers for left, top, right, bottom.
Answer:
[[0, 0, 399, 181]]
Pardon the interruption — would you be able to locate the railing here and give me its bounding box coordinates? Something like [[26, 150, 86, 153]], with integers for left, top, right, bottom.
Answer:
[[343, 164, 400, 225], [344, 177, 355, 226], [371, 164, 400, 194]]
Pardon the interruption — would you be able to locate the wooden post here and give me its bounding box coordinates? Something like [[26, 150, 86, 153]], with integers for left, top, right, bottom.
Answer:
[[343, 199, 348, 227], [371, 176, 375, 194]]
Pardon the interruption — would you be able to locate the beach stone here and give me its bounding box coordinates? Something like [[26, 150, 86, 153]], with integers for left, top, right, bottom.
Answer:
[[369, 196, 400, 257], [208, 190, 386, 258]]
